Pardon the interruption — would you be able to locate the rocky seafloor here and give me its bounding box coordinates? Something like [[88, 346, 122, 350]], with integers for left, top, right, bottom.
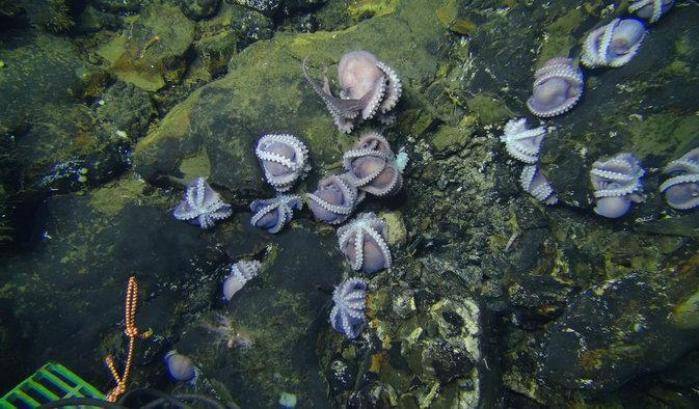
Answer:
[[0, 0, 698, 408]]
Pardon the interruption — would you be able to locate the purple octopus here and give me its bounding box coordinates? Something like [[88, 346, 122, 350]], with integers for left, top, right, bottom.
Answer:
[[520, 165, 558, 205], [581, 18, 646, 68], [306, 174, 362, 225], [303, 51, 402, 133], [659, 148, 699, 210], [250, 195, 302, 234], [500, 118, 547, 164], [222, 260, 261, 301], [255, 134, 309, 192], [589, 152, 645, 218], [526, 57, 584, 118], [164, 351, 198, 383], [329, 278, 368, 339], [173, 177, 232, 229], [343, 131, 403, 197], [337, 212, 391, 274], [629, 0, 674, 24]]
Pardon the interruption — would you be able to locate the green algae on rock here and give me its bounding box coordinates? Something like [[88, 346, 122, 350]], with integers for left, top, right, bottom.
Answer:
[[97, 4, 195, 91], [135, 0, 452, 197]]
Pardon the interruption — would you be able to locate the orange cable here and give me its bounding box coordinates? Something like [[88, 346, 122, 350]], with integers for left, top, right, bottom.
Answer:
[[105, 276, 139, 402]]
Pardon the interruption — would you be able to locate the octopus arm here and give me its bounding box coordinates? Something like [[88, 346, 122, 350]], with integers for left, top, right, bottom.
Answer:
[[302, 59, 364, 120]]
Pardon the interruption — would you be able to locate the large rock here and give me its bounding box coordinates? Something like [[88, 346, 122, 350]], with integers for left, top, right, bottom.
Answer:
[[537, 258, 699, 392], [0, 176, 225, 389], [134, 0, 450, 198], [0, 33, 130, 194], [169, 217, 344, 408]]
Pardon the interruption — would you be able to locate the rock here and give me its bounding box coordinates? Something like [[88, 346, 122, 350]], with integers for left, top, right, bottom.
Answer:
[[76, 5, 122, 33], [135, 0, 448, 198], [0, 33, 85, 134], [97, 81, 156, 140], [226, 0, 328, 16], [347, 0, 398, 23], [173, 219, 344, 409], [14, 104, 131, 193], [0, 0, 23, 20], [33, 0, 75, 33], [537, 268, 699, 392], [180, 0, 221, 20], [92, 0, 142, 13], [97, 4, 195, 91], [0, 175, 225, 385]]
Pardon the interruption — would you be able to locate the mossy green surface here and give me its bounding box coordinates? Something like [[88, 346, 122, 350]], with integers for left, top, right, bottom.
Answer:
[[135, 0, 451, 197], [98, 4, 195, 91]]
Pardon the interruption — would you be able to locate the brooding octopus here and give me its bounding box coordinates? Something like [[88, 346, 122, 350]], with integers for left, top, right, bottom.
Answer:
[[303, 51, 402, 133], [306, 174, 362, 225], [343, 131, 404, 197], [581, 18, 646, 68], [255, 134, 309, 192], [659, 147, 699, 210], [589, 152, 645, 218], [527, 57, 584, 118], [337, 212, 392, 274]]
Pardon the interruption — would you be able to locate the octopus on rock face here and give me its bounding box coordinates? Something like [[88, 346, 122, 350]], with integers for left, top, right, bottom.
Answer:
[[337, 212, 391, 274], [329, 278, 368, 339], [581, 18, 646, 68], [526, 57, 584, 118], [303, 51, 402, 133], [343, 131, 404, 197], [164, 351, 198, 383], [520, 165, 558, 205], [222, 260, 261, 301], [173, 177, 232, 229], [629, 0, 674, 24], [306, 174, 362, 225], [255, 134, 309, 192], [659, 147, 699, 210], [500, 118, 547, 163], [250, 195, 302, 234], [590, 152, 645, 218]]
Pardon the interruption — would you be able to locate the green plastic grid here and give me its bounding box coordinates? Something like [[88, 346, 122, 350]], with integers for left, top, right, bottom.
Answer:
[[0, 362, 104, 409]]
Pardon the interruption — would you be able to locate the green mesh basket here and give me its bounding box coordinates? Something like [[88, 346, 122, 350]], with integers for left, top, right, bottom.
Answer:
[[0, 362, 104, 409]]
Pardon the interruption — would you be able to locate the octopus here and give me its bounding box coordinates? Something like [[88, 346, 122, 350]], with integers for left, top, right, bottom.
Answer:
[[337, 212, 391, 274], [581, 18, 646, 68], [527, 57, 584, 118], [659, 147, 699, 210], [164, 351, 198, 383], [629, 0, 674, 24], [329, 278, 368, 339], [255, 134, 309, 192], [173, 177, 232, 229], [589, 152, 645, 218], [520, 165, 558, 205], [306, 174, 363, 225], [343, 131, 404, 196], [250, 195, 302, 234], [500, 118, 547, 164], [303, 51, 402, 133], [222, 260, 261, 301]]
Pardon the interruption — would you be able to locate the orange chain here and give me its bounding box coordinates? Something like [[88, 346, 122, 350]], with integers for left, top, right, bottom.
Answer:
[[105, 276, 140, 402]]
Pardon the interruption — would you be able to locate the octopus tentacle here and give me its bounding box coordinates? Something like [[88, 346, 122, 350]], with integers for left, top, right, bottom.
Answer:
[[376, 61, 402, 113], [360, 76, 387, 120], [302, 58, 364, 121]]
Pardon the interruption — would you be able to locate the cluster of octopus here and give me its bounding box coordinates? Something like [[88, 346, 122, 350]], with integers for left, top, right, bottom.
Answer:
[[164, 51, 407, 385], [500, 0, 698, 217]]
